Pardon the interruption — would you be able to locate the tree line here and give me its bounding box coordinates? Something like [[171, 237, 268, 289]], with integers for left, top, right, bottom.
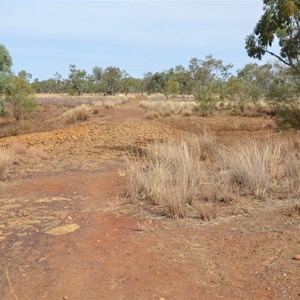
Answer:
[[0, 0, 299, 128]]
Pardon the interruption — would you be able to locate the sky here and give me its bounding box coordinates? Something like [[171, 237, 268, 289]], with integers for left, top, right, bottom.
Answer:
[[0, 0, 268, 80]]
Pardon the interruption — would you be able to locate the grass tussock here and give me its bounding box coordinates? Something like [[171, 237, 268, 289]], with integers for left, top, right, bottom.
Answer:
[[126, 133, 300, 219], [126, 141, 202, 218], [0, 150, 13, 180], [61, 104, 91, 124], [218, 138, 286, 199], [283, 137, 300, 197]]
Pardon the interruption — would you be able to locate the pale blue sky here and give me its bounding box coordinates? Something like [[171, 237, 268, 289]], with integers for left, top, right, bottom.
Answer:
[[0, 0, 267, 80]]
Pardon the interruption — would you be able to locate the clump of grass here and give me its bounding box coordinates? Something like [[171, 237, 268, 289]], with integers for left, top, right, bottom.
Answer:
[[0, 149, 13, 180], [61, 104, 90, 124], [145, 111, 159, 120], [186, 130, 217, 162], [139, 100, 197, 116], [181, 109, 192, 117], [282, 138, 300, 197], [102, 100, 115, 109], [218, 138, 285, 199], [126, 141, 202, 218]]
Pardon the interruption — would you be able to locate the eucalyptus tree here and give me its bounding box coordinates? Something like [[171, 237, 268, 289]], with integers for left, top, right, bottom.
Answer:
[[245, 0, 300, 72], [245, 0, 300, 129], [68, 64, 87, 95], [102, 67, 122, 95]]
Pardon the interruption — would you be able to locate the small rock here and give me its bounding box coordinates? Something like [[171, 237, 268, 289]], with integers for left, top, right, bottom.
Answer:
[[63, 296, 68, 300], [292, 254, 300, 261]]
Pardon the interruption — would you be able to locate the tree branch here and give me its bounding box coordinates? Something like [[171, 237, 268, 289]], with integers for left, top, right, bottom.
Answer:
[[265, 50, 294, 68]]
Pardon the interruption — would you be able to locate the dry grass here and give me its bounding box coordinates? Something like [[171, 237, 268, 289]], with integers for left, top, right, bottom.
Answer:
[[10, 142, 49, 166], [126, 141, 202, 218], [218, 138, 286, 199], [60, 98, 128, 124], [139, 100, 196, 117], [282, 137, 300, 197], [11, 142, 28, 155], [0, 149, 13, 180], [125, 131, 234, 219], [60, 104, 91, 124], [126, 130, 300, 219], [145, 111, 159, 120]]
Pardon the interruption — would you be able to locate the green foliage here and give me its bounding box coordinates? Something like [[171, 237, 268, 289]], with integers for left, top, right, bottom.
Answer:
[[266, 68, 300, 130], [275, 105, 300, 130], [245, 0, 300, 72], [0, 44, 12, 73], [68, 64, 87, 95], [0, 45, 13, 94], [172, 65, 194, 95], [0, 100, 8, 116], [18, 70, 32, 82], [4, 76, 37, 121], [225, 77, 260, 103], [165, 79, 179, 98], [120, 75, 141, 95], [101, 66, 122, 95], [194, 85, 216, 116]]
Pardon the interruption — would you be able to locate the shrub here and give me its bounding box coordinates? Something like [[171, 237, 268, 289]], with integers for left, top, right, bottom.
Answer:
[[4, 76, 37, 121], [126, 141, 202, 218], [275, 105, 300, 130]]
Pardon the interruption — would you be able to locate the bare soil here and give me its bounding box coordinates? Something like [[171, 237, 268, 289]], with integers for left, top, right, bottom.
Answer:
[[0, 97, 299, 300]]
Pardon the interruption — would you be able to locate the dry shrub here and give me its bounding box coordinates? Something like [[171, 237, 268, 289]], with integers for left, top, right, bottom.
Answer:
[[218, 138, 285, 199], [0, 149, 13, 180], [61, 105, 90, 124], [126, 141, 202, 218]]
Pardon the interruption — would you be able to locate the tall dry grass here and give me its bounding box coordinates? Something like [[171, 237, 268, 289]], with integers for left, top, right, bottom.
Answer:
[[0, 150, 13, 180], [283, 137, 300, 197], [139, 100, 197, 117], [126, 141, 202, 218], [126, 132, 300, 219], [218, 138, 285, 199]]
